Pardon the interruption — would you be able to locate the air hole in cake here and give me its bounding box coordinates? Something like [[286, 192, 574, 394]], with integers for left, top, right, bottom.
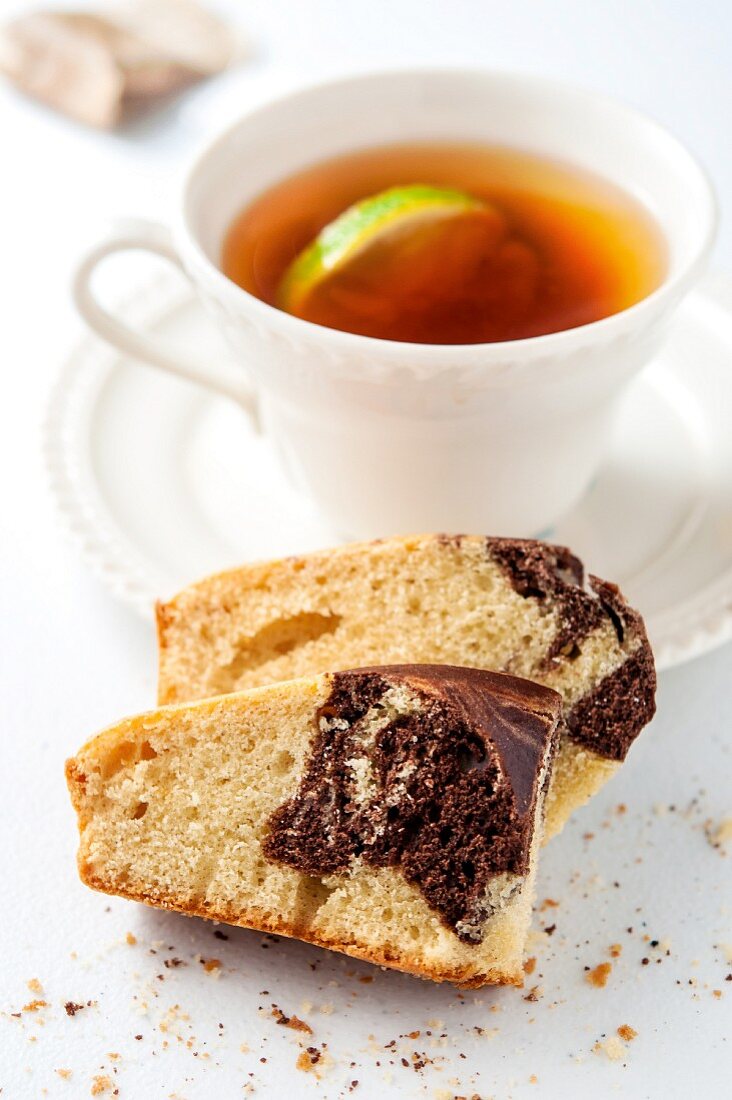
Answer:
[[211, 612, 343, 691], [294, 875, 336, 922], [601, 599, 626, 644], [101, 739, 157, 778], [457, 736, 488, 773], [556, 564, 582, 587], [272, 749, 295, 777]]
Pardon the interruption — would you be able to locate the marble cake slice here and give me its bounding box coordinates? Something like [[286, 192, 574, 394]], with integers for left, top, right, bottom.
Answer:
[[66, 665, 561, 987], [156, 535, 656, 839]]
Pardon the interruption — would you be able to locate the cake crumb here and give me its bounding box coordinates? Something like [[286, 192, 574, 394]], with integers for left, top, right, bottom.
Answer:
[[296, 1048, 321, 1072], [586, 963, 612, 988], [707, 817, 732, 849], [319, 1003, 334, 1015], [203, 958, 221, 974], [524, 957, 537, 975], [272, 1006, 313, 1034], [617, 1025, 637, 1041], [609, 944, 622, 958], [126, 932, 137, 946], [540, 898, 559, 911], [23, 999, 48, 1012], [529, 1075, 538, 1084], [593, 1036, 625, 1061], [27, 979, 43, 994], [56, 1069, 72, 1080], [240, 1042, 250, 1053], [90, 1076, 114, 1095]]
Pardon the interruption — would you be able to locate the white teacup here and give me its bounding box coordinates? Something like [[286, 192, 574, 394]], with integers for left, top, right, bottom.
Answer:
[[73, 69, 716, 539]]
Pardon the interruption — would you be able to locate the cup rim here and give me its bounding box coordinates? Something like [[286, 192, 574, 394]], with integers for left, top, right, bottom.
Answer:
[[178, 66, 719, 362]]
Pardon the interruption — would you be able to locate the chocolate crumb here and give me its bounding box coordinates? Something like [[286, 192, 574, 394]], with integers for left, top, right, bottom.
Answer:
[[64, 1001, 84, 1017]]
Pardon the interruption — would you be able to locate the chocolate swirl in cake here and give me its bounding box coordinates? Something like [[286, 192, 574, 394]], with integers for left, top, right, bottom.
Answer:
[[488, 538, 656, 759], [263, 666, 560, 943]]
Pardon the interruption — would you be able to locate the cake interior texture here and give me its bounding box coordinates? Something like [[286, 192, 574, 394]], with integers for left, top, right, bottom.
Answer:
[[157, 535, 656, 838], [66, 666, 561, 987]]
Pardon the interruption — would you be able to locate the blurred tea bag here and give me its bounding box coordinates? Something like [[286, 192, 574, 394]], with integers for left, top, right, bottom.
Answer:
[[0, 0, 240, 129], [115, 0, 238, 75]]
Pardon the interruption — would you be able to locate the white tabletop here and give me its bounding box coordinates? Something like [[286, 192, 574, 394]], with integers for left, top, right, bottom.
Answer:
[[1, 1, 730, 1096]]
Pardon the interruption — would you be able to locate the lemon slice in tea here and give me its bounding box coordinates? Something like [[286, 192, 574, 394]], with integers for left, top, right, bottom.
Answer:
[[276, 184, 497, 318]]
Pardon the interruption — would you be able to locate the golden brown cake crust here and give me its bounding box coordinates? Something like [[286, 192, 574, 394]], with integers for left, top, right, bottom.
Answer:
[[72, 869, 522, 988]]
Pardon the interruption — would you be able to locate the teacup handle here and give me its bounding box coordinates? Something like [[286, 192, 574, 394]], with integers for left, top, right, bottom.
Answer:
[[72, 218, 259, 426]]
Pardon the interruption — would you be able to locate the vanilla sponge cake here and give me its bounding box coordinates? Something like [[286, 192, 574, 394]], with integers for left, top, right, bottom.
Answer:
[[66, 665, 561, 987], [156, 536, 656, 839]]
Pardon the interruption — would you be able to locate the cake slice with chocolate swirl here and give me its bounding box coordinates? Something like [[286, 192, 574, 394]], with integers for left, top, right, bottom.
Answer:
[[66, 666, 561, 987], [156, 535, 656, 838]]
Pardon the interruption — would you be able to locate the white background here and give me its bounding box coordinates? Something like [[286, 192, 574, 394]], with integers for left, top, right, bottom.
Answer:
[[1, 1, 730, 1097]]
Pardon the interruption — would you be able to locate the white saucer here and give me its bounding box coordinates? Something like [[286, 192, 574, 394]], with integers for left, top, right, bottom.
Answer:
[[44, 270, 732, 670]]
